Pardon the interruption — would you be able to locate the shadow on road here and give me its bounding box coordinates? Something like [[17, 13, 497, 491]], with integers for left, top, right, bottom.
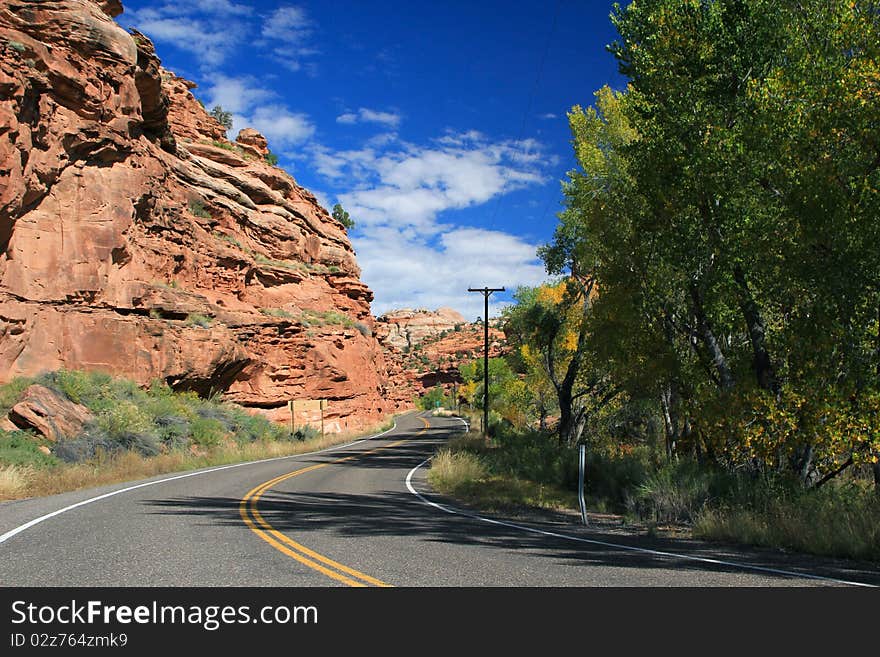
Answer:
[[143, 466, 880, 587]]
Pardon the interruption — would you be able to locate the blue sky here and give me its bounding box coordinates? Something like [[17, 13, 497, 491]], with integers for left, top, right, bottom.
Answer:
[[117, 1, 624, 320]]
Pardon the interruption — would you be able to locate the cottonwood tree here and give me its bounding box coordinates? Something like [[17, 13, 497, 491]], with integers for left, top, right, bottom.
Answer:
[[547, 0, 880, 483]]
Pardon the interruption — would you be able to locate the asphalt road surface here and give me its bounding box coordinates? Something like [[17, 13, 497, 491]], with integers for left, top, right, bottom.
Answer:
[[2, 411, 878, 587]]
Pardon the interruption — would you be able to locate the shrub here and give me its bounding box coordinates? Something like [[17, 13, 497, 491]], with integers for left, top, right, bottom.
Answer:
[[95, 400, 152, 437], [189, 416, 226, 447], [300, 309, 354, 328], [38, 369, 136, 412], [154, 415, 190, 449], [224, 406, 286, 443], [260, 307, 294, 319], [265, 151, 279, 166], [626, 461, 719, 524], [214, 232, 243, 249], [584, 449, 651, 511], [184, 313, 213, 328], [291, 424, 320, 441], [0, 377, 34, 416], [4, 39, 27, 54], [53, 430, 117, 463], [188, 199, 211, 218], [253, 253, 308, 272], [354, 321, 371, 337], [114, 431, 161, 457]]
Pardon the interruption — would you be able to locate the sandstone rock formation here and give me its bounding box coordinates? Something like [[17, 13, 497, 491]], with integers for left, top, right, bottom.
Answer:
[[0, 0, 403, 431], [375, 307, 467, 352], [8, 385, 93, 441], [375, 308, 507, 404]]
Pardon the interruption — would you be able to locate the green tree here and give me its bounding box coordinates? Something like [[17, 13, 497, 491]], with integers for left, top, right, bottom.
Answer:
[[209, 105, 233, 130], [418, 385, 447, 410], [503, 282, 619, 445], [458, 357, 531, 429], [548, 0, 880, 484], [332, 203, 355, 230]]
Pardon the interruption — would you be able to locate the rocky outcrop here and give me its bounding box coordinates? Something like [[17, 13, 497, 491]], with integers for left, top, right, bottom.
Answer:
[[375, 309, 507, 405], [8, 385, 93, 441], [0, 0, 403, 431], [375, 307, 466, 352]]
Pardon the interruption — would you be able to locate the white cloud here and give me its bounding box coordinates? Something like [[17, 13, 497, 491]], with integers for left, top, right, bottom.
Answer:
[[316, 130, 551, 317], [260, 5, 319, 73], [539, 112, 558, 120], [124, 2, 318, 72], [331, 132, 546, 231], [353, 227, 548, 320], [200, 76, 313, 150], [249, 105, 315, 149], [336, 112, 358, 125], [261, 5, 310, 40], [358, 108, 401, 127], [203, 74, 275, 115], [335, 107, 402, 128], [123, 3, 251, 69]]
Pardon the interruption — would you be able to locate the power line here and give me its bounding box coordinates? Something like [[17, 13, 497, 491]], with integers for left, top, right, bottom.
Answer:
[[468, 286, 505, 438]]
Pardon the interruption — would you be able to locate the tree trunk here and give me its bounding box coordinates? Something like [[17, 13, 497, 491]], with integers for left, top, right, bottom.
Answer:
[[661, 385, 679, 461], [792, 443, 813, 485], [553, 278, 595, 447], [734, 265, 779, 394], [690, 282, 735, 391], [557, 388, 578, 445], [873, 459, 880, 495]]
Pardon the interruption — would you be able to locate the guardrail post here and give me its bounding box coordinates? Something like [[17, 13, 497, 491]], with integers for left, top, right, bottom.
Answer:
[[578, 444, 589, 526]]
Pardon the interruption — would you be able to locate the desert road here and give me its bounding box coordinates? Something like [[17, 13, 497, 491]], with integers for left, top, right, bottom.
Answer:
[[1, 411, 878, 587]]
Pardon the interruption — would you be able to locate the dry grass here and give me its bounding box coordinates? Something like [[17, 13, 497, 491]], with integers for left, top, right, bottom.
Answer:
[[694, 489, 880, 562], [2, 417, 397, 501], [0, 465, 31, 500], [428, 449, 487, 490]]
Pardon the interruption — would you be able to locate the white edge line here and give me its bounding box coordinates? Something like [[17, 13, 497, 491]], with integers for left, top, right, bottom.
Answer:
[[404, 452, 876, 589], [0, 419, 400, 545]]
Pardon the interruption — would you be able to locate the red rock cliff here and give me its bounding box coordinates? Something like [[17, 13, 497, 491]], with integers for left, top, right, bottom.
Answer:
[[0, 0, 402, 430]]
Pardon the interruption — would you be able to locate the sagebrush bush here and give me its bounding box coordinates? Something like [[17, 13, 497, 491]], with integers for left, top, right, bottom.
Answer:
[[189, 417, 227, 447], [154, 415, 190, 448], [53, 430, 117, 463], [0, 371, 301, 464]]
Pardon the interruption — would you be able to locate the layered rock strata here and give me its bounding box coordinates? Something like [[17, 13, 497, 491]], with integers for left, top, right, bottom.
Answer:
[[0, 0, 402, 430]]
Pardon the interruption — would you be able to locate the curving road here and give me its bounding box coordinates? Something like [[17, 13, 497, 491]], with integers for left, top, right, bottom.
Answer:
[[1, 411, 878, 587]]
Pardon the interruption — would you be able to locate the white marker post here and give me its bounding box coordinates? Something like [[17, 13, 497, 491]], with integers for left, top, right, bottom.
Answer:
[[578, 444, 589, 526]]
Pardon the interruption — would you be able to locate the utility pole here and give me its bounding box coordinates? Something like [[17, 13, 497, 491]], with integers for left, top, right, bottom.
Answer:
[[467, 286, 505, 438]]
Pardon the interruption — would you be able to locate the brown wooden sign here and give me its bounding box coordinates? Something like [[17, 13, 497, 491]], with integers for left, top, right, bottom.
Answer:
[[288, 399, 329, 435]]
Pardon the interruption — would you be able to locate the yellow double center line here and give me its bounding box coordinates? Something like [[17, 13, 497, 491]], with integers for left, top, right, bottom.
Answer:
[[239, 416, 431, 587]]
